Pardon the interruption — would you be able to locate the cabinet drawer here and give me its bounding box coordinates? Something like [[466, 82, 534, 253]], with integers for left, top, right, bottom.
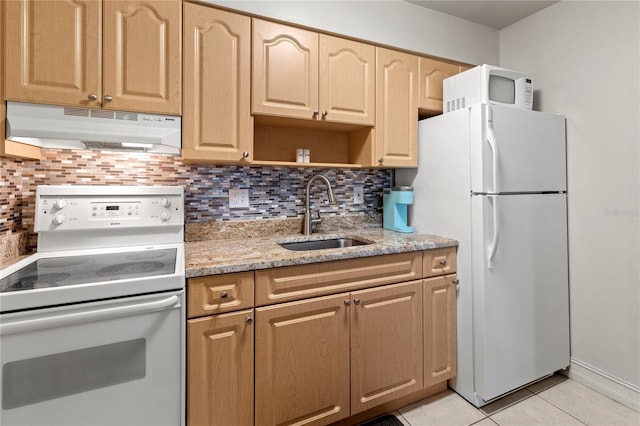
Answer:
[[255, 252, 422, 306], [423, 247, 457, 277], [188, 272, 254, 318]]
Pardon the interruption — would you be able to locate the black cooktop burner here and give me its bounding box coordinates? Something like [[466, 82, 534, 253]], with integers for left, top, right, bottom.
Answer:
[[0, 248, 177, 293]]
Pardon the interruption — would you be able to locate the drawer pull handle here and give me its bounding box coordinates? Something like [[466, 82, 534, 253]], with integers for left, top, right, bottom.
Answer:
[[439, 259, 447, 266], [220, 292, 228, 299], [245, 317, 253, 325]]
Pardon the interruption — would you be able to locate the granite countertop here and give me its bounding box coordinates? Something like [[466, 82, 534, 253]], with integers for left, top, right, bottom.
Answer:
[[185, 227, 458, 278]]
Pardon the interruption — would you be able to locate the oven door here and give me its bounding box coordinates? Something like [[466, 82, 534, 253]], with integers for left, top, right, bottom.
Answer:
[[0, 291, 184, 426]]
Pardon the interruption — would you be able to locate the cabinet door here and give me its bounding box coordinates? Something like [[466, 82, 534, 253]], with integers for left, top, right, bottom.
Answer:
[[418, 57, 460, 114], [351, 280, 423, 414], [188, 309, 254, 426], [424, 275, 457, 388], [255, 293, 350, 426], [319, 35, 375, 126], [4, 0, 101, 107], [102, 0, 181, 114], [375, 48, 418, 167], [182, 3, 252, 163], [252, 19, 319, 120]]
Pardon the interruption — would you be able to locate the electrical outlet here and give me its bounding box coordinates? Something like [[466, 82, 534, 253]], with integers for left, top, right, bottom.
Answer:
[[353, 186, 364, 204], [229, 188, 250, 208]]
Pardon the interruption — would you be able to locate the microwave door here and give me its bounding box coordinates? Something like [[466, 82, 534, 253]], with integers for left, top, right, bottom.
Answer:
[[470, 104, 567, 194]]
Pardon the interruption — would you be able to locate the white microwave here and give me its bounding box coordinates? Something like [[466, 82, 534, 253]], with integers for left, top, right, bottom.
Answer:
[[444, 64, 533, 112]]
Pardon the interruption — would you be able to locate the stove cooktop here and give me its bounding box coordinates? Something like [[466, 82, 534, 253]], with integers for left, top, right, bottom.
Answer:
[[0, 249, 177, 293]]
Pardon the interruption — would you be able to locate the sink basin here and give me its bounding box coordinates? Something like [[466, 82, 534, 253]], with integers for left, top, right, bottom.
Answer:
[[279, 237, 371, 251]]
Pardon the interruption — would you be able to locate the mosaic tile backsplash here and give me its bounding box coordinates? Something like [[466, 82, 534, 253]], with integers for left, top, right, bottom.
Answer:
[[1, 149, 391, 241]]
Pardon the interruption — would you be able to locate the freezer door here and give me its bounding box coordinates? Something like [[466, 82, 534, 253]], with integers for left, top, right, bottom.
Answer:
[[470, 104, 566, 194], [470, 193, 569, 403]]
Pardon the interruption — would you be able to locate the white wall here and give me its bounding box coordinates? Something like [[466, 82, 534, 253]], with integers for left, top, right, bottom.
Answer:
[[500, 0, 640, 410], [204, 0, 499, 65]]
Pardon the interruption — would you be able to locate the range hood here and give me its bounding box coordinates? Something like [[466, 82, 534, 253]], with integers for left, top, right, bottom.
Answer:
[[6, 101, 181, 154]]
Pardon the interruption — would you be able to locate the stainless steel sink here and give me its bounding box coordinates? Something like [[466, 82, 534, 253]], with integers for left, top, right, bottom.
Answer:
[[278, 237, 371, 251]]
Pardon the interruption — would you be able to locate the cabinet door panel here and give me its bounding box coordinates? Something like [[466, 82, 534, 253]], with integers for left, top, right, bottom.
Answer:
[[4, 0, 101, 107], [424, 275, 457, 388], [418, 57, 460, 113], [255, 293, 350, 426], [351, 280, 423, 414], [252, 19, 318, 120], [188, 309, 254, 426], [375, 48, 418, 167], [319, 35, 374, 125], [102, 0, 181, 114], [182, 3, 251, 163]]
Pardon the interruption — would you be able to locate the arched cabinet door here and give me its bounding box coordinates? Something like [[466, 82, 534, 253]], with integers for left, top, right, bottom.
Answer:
[[102, 0, 181, 114], [182, 3, 252, 164], [418, 57, 461, 114], [252, 19, 319, 120]]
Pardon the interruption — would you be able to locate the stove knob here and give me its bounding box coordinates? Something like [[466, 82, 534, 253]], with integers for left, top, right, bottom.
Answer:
[[160, 211, 171, 221], [54, 200, 67, 210], [160, 198, 171, 208], [53, 214, 66, 225]]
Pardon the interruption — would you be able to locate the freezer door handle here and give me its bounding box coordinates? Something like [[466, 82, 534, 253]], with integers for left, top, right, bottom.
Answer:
[[0, 295, 180, 336], [487, 195, 500, 269], [486, 107, 500, 193]]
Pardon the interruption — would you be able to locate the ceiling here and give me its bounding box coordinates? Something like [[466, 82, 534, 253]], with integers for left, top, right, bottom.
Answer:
[[405, 1, 558, 30]]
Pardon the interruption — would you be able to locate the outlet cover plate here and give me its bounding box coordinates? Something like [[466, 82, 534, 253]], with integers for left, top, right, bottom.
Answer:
[[229, 188, 250, 208], [353, 186, 364, 204]]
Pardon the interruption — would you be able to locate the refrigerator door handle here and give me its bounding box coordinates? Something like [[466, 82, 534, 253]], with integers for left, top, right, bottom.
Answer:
[[487, 195, 499, 269], [487, 126, 500, 193]]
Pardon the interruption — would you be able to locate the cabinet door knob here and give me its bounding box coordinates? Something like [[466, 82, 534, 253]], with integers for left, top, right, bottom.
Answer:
[[378, 157, 384, 165], [354, 298, 360, 305], [104, 95, 113, 102], [220, 291, 228, 299], [344, 300, 351, 306], [453, 279, 460, 285], [245, 317, 253, 325], [322, 110, 328, 118], [439, 259, 447, 266], [88, 93, 98, 101], [242, 151, 249, 159], [312, 110, 319, 118]]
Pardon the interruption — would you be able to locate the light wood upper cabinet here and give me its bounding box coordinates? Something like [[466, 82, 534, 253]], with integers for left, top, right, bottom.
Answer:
[[252, 19, 375, 125], [255, 293, 351, 426], [4, 0, 101, 107], [182, 3, 252, 163], [424, 274, 457, 388], [375, 47, 418, 167], [102, 0, 181, 114], [188, 309, 254, 426], [351, 281, 424, 414], [4, 0, 181, 115], [418, 57, 461, 114], [252, 19, 319, 120], [319, 35, 375, 125]]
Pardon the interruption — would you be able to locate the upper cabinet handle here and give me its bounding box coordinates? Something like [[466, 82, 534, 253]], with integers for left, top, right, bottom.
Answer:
[[312, 110, 319, 118], [88, 93, 98, 101], [104, 95, 113, 102], [322, 110, 328, 118]]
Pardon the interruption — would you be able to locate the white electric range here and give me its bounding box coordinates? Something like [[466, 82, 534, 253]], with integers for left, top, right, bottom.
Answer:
[[0, 185, 185, 426]]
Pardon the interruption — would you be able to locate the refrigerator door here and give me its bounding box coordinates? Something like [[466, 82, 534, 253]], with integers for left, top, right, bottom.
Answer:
[[470, 193, 570, 403], [470, 104, 567, 194]]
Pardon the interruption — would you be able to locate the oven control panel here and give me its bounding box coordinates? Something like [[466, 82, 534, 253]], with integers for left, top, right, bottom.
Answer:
[[35, 187, 184, 232]]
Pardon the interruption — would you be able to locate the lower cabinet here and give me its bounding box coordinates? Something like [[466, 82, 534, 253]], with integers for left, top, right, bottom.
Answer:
[[187, 309, 254, 426], [424, 274, 457, 388], [255, 280, 423, 425]]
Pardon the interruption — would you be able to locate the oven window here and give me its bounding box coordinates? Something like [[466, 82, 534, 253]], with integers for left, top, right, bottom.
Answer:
[[2, 338, 146, 410]]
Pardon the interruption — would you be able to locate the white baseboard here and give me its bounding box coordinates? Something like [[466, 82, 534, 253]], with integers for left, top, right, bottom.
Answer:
[[567, 358, 640, 413]]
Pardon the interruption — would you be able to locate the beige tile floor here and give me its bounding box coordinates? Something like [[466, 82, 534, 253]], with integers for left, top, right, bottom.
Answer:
[[392, 375, 640, 426]]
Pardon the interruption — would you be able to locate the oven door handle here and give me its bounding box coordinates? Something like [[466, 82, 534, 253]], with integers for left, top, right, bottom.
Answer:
[[0, 295, 180, 336]]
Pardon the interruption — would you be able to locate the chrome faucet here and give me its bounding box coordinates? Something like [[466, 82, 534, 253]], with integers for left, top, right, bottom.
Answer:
[[304, 174, 336, 235]]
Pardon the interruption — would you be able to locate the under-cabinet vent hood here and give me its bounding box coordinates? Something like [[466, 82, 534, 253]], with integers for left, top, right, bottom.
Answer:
[[6, 102, 181, 154]]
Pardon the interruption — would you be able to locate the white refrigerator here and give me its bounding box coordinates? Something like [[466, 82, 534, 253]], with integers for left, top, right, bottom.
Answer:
[[396, 103, 570, 407]]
